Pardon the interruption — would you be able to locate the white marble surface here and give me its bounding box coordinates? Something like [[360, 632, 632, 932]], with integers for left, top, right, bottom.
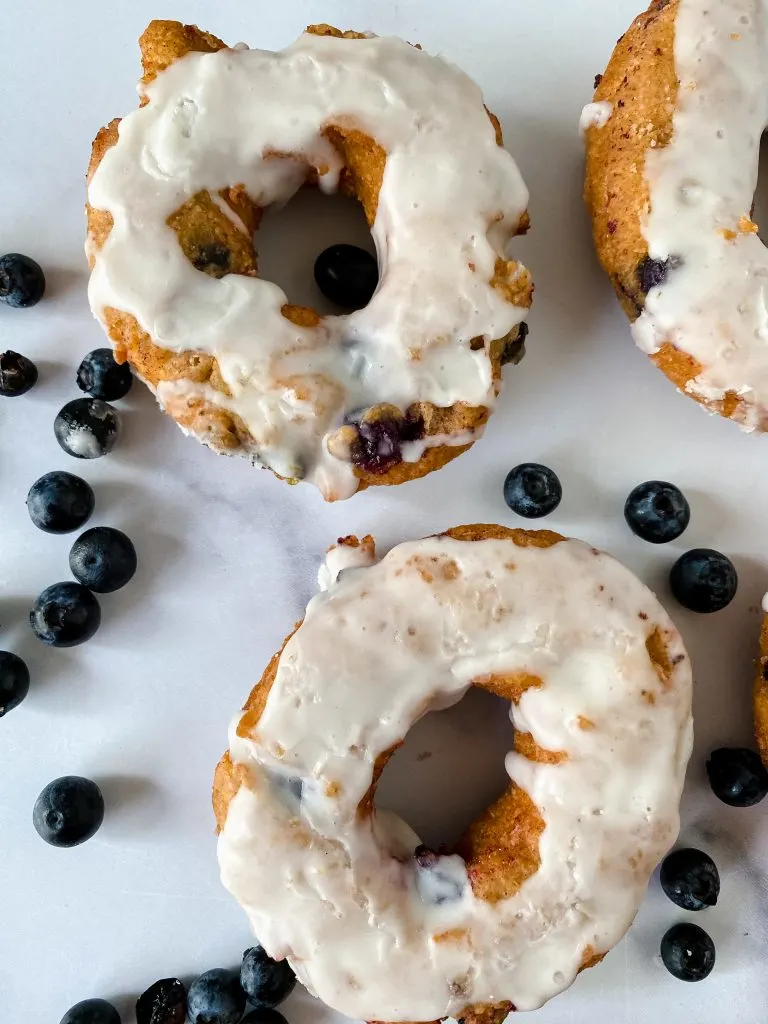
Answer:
[[1, 1, 767, 1021]]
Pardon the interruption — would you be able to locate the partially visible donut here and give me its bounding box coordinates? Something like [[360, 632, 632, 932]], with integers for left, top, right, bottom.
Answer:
[[86, 21, 533, 500], [214, 524, 693, 1022], [754, 610, 768, 767], [584, 0, 768, 430]]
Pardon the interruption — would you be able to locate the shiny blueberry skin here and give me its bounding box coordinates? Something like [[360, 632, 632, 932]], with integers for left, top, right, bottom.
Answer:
[[241, 946, 296, 1008], [0, 253, 46, 307], [76, 348, 133, 402], [54, 398, 120, 459], [136, 977, 187, 1024], [314, 244, 378, 308], [33, 775, 105, 848], [0, 349, 38, 396], [670, 549, 737, 613], [660, 923, 716, 982], [0, 651, 30, 717], [706, 747, 768, 807], [660, 848, 720, 911], [624, 480, 690, 544], [30, 582, 101, 647], [350, 416, 402, 474], [503, 463, 562, 519], [70, 527, 137, 594], [242, 1012, 289, 1024], [187, 969, 246, 1024], [27, 471, 95, 534], [60, 998, 121, 1024]]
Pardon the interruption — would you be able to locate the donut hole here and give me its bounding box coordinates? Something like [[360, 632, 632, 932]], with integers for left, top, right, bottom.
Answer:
[[256, 188, 376, 315], [374, 686, 512, 851]]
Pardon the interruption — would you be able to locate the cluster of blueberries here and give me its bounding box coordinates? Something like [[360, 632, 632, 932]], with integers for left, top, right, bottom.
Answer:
[[61, 944, 297, 1024], [0, 255, 139, 851], [503, 462, 768, 981]]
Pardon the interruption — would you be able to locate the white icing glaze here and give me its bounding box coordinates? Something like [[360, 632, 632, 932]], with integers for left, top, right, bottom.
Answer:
[[635, 0, 768, 429], [218, 532, 693, 1019], [762, 590, 768, 614], [579, 100, 613, 136], [87, 31, 531, 497]]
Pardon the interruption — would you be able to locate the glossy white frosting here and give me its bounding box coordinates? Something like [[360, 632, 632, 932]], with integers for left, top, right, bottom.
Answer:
[[635, 0, 768, 428], [87, 30, 531, 497], [218, 532, 693, 1019]]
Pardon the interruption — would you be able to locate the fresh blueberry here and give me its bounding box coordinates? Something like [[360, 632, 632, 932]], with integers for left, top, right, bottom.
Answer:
[[0, 349, 38, 396], [670, 549, 737, 613], [30, 582, 101, 647], [76, 348, 133, 402], [503, 463, 562, 519], [69, 527, 137, 594], [27, 471, 95, 534], [660, 922, 716, 982], [136, 977, 187, 1024], [624, 480, 690, 544], [60, 998, 121, 1024], [241, 946, 296, 1008], [350, 416, 403, 474], [0, 651, 30, 717], [0, 253, 46, 307], [187, 969, 246, 1024], [34, 775, 105, 847], [314, 244, 378, 308], [54, 398, 120, 459], [660, 848, 720, 911], [242, 1012, 289, 1024], [706, 747, 768, 807]]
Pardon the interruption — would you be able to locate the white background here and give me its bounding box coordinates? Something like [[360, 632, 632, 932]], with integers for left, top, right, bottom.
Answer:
[[2, 1, 768, 1021]]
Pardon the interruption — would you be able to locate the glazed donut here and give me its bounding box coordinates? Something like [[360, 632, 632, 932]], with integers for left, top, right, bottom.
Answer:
[[86, 21, 532, 500], [755, 608, 768, 767], [584, 0, 768, 430], [214, 525, 693, 1022]]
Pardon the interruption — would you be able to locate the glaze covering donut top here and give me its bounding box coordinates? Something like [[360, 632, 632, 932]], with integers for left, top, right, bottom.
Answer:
[[86, 26, 532, 498], [585, 0, 768, 429], [216, 527, 693, 1020]]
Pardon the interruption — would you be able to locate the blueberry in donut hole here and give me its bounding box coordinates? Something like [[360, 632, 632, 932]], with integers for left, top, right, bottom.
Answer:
[[86, 21, 533, 499], [214, 525, 693, 1021]]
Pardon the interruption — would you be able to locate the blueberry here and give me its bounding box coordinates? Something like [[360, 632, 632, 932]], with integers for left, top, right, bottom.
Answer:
[[624, 480, 690, 544], [500, 322, 528, 366], [670, 549, 737, 613], [314, 244, 378, 308], [34, 775, 105, 847], [0, 253, 46, 307], [660, 848, 720, 911], [30, 582, 101, 647], [350, 416, 402, 474], [0, 651, 30, 717], [0, 349, 38, 396], [54, 398, 120, 459], [60, 998, 121, 1024], [136, 978, 187, 1024], [70, 527, 137, 594], [638, 256, 669, 293], [503, 463, 562, 519], [76, 348, 133, 402], [706, 747, 768, 807], [242, 1012, 289, 1024], [27, 471, 95, 534], [241, 946, 296, 1008], [660, 922, 716, 982], [187, 969, 246, 1024]]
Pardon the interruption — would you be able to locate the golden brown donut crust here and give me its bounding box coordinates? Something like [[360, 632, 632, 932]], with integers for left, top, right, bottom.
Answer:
[[755, 615, 768, 768], [213, 525, 608, 1024], [87, 21, 533, 496], [584, 0, 744, 423]]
